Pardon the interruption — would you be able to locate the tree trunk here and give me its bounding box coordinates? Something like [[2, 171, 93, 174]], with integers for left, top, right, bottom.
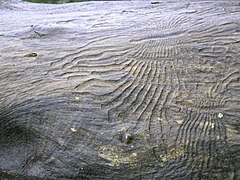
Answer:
[[0, 0, 240, 179]]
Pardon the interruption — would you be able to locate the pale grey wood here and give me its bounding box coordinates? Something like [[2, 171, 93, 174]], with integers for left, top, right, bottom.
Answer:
[[0, 0, 239, 179]]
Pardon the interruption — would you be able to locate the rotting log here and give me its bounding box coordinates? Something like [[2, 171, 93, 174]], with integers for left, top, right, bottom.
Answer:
[[0, 0, 240, 179]]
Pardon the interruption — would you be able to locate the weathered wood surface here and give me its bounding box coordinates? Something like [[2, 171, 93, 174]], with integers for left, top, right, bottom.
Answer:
[[0, 0, 240, 179]]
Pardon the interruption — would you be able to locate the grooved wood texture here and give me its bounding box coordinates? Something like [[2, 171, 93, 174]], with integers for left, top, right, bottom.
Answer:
[[0, 0, 239, 179]]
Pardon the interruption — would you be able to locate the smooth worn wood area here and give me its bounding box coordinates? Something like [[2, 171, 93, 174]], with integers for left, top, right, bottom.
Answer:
[[0, 0, 239, 179]]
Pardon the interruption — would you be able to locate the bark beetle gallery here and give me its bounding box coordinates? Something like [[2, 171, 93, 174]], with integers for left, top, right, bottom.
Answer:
[[0, 0, 239, 179]]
